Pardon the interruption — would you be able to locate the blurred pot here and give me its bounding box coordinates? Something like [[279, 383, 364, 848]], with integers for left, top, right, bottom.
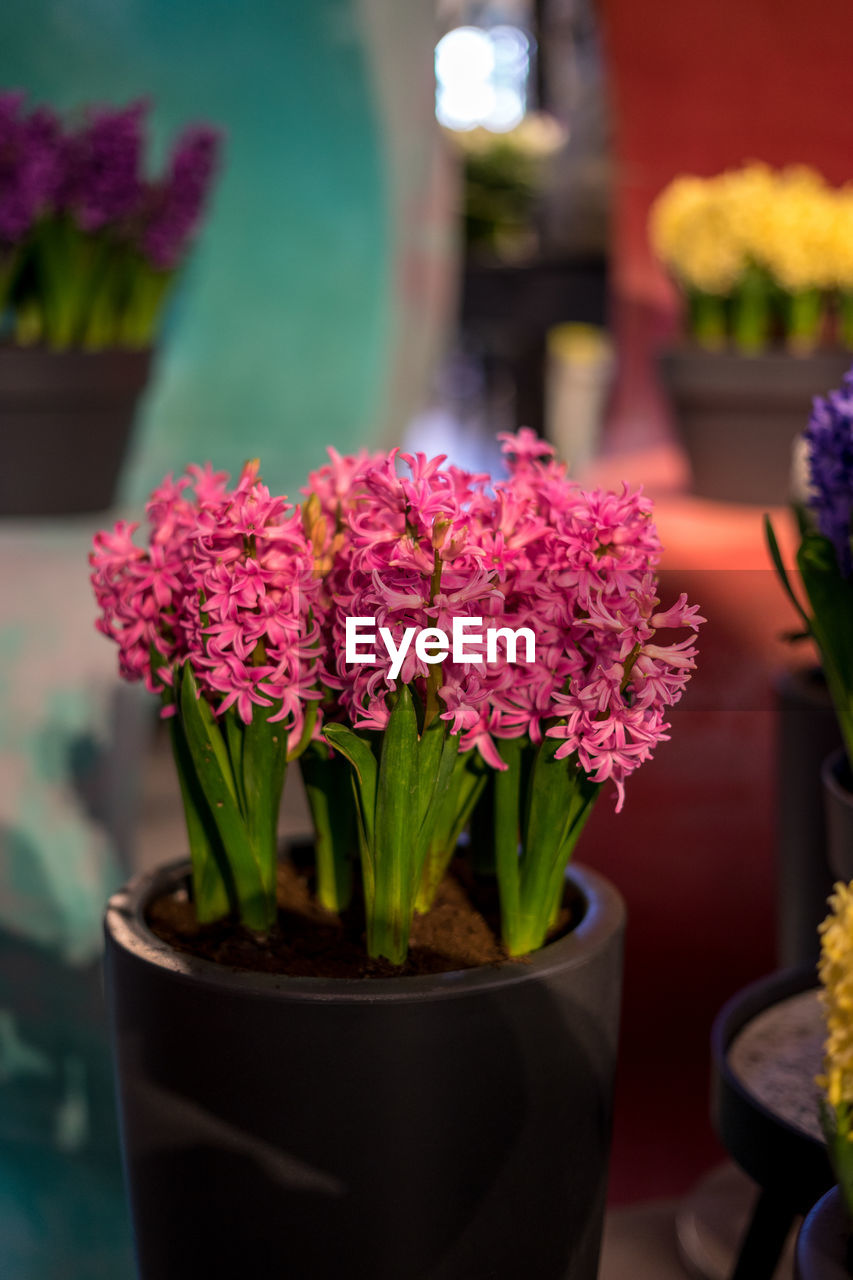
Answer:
[[796, 1186, 852, 1279], [775, 667, 841, 966], [0, 346, 152, 517], [822, 747, 853, 882], [104, 858, 625, 1280], [658, 347, 851, 506]]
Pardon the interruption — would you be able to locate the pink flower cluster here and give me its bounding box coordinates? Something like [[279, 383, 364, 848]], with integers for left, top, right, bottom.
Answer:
[[304, 430, 703, 809], [90, 462, 320, 736], [92, 433, 703, 810]]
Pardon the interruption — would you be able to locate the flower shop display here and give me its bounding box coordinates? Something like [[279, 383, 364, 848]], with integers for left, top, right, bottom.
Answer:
[[651, 164, 852, 505], [0, 92, 221, 515], [448, 113, 566, 263], [767, 366, 853, 880], [796, 882, 853, 1278], [93, 432, 702, 1279]]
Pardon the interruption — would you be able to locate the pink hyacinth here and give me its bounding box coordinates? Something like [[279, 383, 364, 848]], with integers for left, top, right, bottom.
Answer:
[[460, 432, 704, 809], [323, 449, 501, 732], [309, 432, 703, 809], [90, 461, 321, 741]]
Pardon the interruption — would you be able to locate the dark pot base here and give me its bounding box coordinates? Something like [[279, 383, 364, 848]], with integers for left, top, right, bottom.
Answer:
[[105, 859, 625, 1280], [797, 1186, 853, 1279]]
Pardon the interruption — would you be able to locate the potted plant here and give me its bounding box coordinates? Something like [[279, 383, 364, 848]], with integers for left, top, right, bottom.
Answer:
[[92, 430, 703, 1279], [796, 880, 853, 1278], [650, 164, 852, 504], [446, 114, 567, 264], [0, 91, 221, 517], [767, 364, 853, 881]]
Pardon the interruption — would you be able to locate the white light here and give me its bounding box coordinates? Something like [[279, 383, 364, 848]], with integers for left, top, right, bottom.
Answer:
[[489, 25, 530, 72], [435, 27, 495, 87], [483, 86, 526, 132], [437, 82, 497, 131]]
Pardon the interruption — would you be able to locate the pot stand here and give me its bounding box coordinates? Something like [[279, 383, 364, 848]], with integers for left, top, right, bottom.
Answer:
[[711, 968, 833, 1280]]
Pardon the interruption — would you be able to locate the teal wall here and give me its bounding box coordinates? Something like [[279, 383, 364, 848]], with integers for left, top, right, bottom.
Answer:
[[0, 0, 393, 500]]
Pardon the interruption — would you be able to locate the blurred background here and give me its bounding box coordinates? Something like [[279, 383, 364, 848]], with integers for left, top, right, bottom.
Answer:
[[2, 0, 853, 1275]]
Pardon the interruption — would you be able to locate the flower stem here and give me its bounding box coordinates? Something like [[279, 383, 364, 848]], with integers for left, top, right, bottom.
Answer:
[[299, 743, 354, 912], [688, 289, 727, 350]]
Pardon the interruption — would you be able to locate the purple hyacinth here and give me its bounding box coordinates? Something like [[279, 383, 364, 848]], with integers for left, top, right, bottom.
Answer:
[[805, 367, 853, 577], [60, 100, 147, 232], [0, 93, 63, 245], [141, 124, 221, 270]]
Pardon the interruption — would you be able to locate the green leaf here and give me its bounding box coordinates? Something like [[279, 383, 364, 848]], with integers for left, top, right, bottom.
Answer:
[[371, 686, 420, 962], [494, 737, 525, 938], [298, 745, 355, 913], [241, 701, 289, 900], [167, 698, 234, 923], [765, 514, 810, 629], [323, 722, 378, 851], [179, 665, 272, 931], [798, 531, 853, 756]]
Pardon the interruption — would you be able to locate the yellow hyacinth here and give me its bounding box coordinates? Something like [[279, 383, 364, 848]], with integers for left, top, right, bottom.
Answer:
[[819, 880, 853, 1115], [649, 174, 746, 295], [650, 163, 853, 295]]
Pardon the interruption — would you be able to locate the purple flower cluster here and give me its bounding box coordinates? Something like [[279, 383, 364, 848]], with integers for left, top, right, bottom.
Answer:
[[805, 367, 853, 577], [0, 93, 63, 246], [60, 100, 146, 232], [142, 126, 222, 269], [0, 89, 221, 269]]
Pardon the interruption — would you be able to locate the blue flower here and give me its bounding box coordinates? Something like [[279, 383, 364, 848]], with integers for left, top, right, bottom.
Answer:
[[805, 367, 853, 577]]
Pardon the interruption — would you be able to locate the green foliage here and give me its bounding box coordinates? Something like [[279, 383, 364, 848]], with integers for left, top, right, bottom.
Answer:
[[169, 661, 294, 932], [494, 736, 600, 956], [7, 217, 172, 351], [325, 685, 463, 964], [767, 514, 853, 765]]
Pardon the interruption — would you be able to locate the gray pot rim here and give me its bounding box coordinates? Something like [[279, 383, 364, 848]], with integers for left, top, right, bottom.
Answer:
[[105, 858, 626, 1007]]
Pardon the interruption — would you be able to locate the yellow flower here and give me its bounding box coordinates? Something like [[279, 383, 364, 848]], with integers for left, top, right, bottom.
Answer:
[[819, 880, 853, 1116], [649, 174, 746, 294], [650, 163, 851, 296]]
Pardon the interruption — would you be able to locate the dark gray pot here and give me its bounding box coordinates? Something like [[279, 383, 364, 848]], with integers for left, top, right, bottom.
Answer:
[[0, 345, 152, 517], [776, 668, 841, 967], [659, 347, 851, 505], [822, 747, 853, 882], [104, 860, 625, 1280], [796, 1186, 853, 1279]]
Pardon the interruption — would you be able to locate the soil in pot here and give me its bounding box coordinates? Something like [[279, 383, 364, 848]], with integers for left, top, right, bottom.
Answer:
[[146, 855, 583, 978]]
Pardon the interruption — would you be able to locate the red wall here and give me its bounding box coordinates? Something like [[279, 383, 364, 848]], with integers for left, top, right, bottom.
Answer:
[[599, 0, 853, 442]]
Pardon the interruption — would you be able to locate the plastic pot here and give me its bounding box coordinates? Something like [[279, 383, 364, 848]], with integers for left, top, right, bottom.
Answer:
[[796, 1186, 853, 1279], [821, 747, 853, 882], [0, 346, 152, 517], [775, 667, 841, 967], [658, 347, 851, 506], [104, 859, 625, 1280]]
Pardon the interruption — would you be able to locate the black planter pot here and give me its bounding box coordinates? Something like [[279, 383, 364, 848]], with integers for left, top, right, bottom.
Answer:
[[658, 347, 851, 505], [822, 747, 853, 882], [104, 859, 625, 1280], [796, 1186, 853, 1279], [776, 667, 842, 967], [0, 345, 153, 517]]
